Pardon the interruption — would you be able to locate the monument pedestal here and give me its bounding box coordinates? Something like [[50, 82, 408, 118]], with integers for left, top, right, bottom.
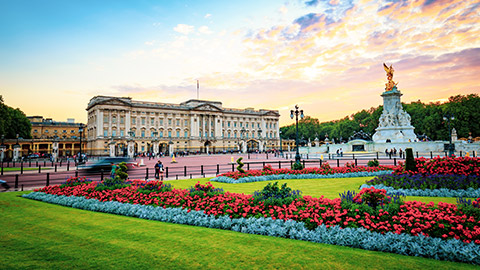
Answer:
[[373, 88, 417, 143]]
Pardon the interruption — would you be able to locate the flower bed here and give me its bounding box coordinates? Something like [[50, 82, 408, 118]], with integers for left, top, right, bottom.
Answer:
[[212, 164, 396, 183], [367, 174, 480, 190], [360, 184, 480, 198], [393, 156, 480, 176], [23, 191, 480, 265], [362, 157, 480, 196], [26, 180, 480, 245]]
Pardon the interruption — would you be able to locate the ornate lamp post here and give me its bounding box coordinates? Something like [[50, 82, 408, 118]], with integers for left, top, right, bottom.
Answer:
[[279, 130, 283, 156], [443, 114, 455, 157], [290, 105, 304, 165], [78, 124, 84, 164]]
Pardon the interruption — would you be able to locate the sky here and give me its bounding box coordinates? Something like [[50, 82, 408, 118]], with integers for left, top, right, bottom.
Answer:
[[1, 0, 479, 126]]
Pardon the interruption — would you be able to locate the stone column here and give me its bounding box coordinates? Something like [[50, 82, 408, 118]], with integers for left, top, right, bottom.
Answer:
[[127, 140, 135, 158], [13, 145, 21, 162], [109, 140, 116, 157], [97, 109, 103, 137], [153, 141, 159, 156], [52, 141, 59, 162], [0, 145, 5, 162]]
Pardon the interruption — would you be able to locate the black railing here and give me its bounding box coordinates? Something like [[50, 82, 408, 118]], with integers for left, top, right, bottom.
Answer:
[[2, 150, 478, 190]]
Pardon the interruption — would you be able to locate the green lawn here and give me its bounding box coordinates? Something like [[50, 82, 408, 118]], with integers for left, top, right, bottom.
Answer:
[[1, 167, 43, 172], [1, 191, 476, 269], [168, 177, 460, 205]]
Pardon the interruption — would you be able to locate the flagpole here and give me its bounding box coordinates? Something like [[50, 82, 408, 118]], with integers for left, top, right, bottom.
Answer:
[[197, 80, 199, 99]]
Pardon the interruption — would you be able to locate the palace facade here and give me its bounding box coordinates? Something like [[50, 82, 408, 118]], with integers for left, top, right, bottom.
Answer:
[[86, 96, 280, 156]]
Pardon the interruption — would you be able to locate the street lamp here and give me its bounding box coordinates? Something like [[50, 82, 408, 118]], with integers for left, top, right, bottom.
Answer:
[[443, 114, 455, 157], [78, 124, 84, 164], [279, 130, 283, 155], [290, 105, 304, 166]]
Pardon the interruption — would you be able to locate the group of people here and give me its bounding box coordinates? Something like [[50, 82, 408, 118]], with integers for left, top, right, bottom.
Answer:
[[336, 148, 344, 157], [154, 160, 164, 180], [385, 148, 403, 158]]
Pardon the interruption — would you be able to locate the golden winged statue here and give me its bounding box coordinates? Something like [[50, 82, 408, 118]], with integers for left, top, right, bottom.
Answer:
[[383, 63, 398, 92]]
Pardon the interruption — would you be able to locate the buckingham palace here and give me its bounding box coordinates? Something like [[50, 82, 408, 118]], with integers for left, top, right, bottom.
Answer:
[[86, 96, 280, 156]]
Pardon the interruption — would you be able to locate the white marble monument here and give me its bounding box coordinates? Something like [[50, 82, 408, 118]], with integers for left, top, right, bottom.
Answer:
[[372, 64, 417, 143]]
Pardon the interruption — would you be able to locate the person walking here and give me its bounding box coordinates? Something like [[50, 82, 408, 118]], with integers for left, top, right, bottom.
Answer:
[[154, 160, 161, 179], [158, 161, 164, 180], [110, 162, 117, 179]]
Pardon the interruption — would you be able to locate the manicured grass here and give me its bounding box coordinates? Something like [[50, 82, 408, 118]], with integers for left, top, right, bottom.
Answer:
[[168, 177, 460, 205], [1, 191, 477, 269], [1, 167, 42, 171]]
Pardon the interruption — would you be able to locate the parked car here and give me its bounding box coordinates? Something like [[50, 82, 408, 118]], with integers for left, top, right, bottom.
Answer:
[[27, 153, 40, 159], [79, 157, 135, 174]]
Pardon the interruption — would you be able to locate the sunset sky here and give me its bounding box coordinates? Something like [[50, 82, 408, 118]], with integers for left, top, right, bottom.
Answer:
[[1, 0, 479, 126]]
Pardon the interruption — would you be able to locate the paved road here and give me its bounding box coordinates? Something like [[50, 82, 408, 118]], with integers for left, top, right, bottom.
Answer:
[[0, 152, 401, 191]]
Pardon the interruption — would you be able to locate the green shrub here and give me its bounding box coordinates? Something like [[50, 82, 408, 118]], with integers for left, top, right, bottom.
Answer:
[[188, 182, 225, 198], [367, 159, 379, 167], [292, 161, 304, 170], [115, 162, 128, 180], [236, 157, 245, 173], [137, 180, 173, 194], [253, 182, 302, 207], [405, 148, 417, 172], [95, 177, 130, 191]]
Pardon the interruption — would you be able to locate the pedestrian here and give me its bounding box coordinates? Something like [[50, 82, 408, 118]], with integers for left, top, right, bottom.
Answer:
[[340, 148, 343, 157], [154, 160, 161, 179], [158, 161, 164, 180], [110, 162, 117, 179]]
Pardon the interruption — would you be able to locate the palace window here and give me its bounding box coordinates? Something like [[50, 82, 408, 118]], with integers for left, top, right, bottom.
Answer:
[[184, 131, 188, 138], [141, 118, 145, 125], [120, 116, 124, 124], [141, 130, 145, 137], [151, 118, 154, 125], [160, 131, 163, 137], [168, 131, 172, 137], [112, 130, 116, 137], [112, 116, 116, 124], [103, 130, 108, 137], [176, 130, 180, 137], [120, 130, 124, 137]]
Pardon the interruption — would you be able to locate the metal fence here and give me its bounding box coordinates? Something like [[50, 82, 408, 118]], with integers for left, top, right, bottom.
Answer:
[[2, 150, 477, 191]]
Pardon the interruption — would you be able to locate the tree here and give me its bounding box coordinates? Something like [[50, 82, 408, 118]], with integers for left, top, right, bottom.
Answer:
[[279, 94, 480, 142], [0, 95, 32, 139]]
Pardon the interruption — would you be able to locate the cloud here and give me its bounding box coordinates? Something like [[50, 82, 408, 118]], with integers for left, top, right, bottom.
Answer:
[[279, 5, 288, 14], [204, 13, 212, 19], [198, 26, 213, 34], [174, 24, 195, 35]]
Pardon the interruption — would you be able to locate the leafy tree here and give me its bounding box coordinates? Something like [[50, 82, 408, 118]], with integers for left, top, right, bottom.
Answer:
[[280, 94, 480, 142], [0, 95, 31, 139]]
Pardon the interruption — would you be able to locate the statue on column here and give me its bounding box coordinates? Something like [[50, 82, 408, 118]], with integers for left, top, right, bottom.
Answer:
[[383, 63, 398, 92]]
